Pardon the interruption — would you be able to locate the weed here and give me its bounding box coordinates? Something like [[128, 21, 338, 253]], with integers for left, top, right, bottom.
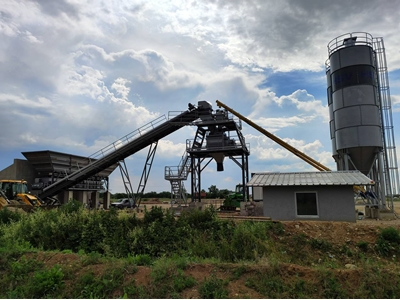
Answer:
[[12, 265, 65, 299], [169, 253, 191, 270], [310, 238, 332, 251], [173, 269, 197, 292], [80, 251, 103, 266], [123, 280, 149, 298], [151, 257, 178, 282], [265, 221, 285, 235], [230, 265, 247, 280], [341, 244, 353, 257], [178, 206, 217, 230], [148, 257, 197, 298], [143, 206, 165, 224], [245, 269, 286, 298], [61, 249, 73, 254], [126, 253, 153, 266], [70, 271, 96, 298], [379, 227, 400, 243], [3, 256, 45, 295], [321, 275, 347, 298], [59, 199, 84, 214], [375, 227, 400, 256], [71, 267, 124, 299], [199, 274, 229, 299], [9, 256, 44, 279], [0, 207, 22, 225], [357, 241, 369, 252]]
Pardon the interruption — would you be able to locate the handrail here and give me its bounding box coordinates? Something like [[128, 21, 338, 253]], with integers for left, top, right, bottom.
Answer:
[[327, 32, 373, 56], [216, 100, 331, 172], [88, 115, 167, 161]]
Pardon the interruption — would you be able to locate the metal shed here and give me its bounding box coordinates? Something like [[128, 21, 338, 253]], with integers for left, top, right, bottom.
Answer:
[[247, 171, 374, 222]]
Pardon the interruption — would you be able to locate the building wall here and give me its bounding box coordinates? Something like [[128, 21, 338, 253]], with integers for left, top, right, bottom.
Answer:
[[262, 185, 356, 222], [0, 159, 37, 187]]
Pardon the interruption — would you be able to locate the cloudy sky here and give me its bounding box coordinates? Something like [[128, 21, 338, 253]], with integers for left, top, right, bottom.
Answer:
[[1, 0, 400, 194]]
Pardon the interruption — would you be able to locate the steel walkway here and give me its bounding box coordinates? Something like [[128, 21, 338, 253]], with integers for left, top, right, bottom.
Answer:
[[39, 102, 211, 199]]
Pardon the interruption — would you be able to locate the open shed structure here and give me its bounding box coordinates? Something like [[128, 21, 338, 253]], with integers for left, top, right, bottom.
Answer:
[[247, 171, 374, 222]]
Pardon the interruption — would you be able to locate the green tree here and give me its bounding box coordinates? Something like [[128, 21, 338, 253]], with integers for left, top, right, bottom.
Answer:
[[208, 185, 219, 199], [218, 189, 230, 199]]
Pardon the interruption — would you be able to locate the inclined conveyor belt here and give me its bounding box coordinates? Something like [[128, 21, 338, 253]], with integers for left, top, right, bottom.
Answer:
[[39, 104, 207, 199]]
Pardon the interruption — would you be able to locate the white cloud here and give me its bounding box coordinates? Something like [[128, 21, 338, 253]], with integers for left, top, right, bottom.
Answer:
[[156, 140, 186, 158], [0, 0, 399, 193], [111, 78, 131, 100]]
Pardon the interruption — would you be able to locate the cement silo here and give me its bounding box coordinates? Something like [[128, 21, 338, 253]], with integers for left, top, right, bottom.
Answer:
[[326, 32, 399, 208]]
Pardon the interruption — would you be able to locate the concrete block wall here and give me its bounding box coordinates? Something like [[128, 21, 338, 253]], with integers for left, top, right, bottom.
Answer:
[[240, 201, 264, 216]]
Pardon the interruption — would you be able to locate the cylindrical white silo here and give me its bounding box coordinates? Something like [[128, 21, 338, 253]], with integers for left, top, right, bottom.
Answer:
[[326, 66, 340, 169], [327, 32, 383, 175]]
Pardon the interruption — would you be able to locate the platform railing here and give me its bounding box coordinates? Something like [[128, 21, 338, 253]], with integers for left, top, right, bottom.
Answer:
[[327, 32, 373, 56]]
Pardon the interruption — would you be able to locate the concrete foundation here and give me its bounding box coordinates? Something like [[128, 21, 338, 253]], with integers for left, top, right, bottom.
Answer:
[[168, 202, 205, 216], [240, 201, 264, 216], [56, 190, 74, 204], [102, 192, 111, 209], [378, 209, 396, 220], [189, 202, 205, 210]]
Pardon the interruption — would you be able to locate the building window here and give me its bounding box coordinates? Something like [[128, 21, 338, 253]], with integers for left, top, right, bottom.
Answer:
[[295, 192, 318, 217]]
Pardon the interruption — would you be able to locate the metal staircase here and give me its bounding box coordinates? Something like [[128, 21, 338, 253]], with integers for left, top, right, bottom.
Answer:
[[373, 37, 400, 204], [165, 150, 191, 204], [39, 102, 211, 200]]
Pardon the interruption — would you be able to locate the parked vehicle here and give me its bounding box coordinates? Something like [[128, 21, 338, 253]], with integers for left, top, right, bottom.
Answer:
[[220, 184, 244, 211], [110, 198, 134, 209], [0, 179, 44, 212]]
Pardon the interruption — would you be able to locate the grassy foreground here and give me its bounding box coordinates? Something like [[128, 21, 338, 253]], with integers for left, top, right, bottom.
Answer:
[[1, 200, 400, 298]]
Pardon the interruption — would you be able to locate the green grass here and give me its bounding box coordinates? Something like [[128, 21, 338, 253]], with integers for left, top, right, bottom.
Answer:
[[1, 206, 400, 298]]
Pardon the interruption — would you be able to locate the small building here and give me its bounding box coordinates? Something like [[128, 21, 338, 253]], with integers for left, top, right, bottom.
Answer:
[[247, 171, 374, 222]]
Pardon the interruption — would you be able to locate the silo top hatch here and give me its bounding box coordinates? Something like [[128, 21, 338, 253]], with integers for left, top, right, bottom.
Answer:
[[327, 32, 373, 56]]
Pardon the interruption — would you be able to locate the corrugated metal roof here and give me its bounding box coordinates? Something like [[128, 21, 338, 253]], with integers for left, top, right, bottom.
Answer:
[[247, 171, 374, 186]]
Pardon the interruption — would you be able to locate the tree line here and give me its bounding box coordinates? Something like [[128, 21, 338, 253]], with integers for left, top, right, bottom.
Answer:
[[110, 185, 234, 200]]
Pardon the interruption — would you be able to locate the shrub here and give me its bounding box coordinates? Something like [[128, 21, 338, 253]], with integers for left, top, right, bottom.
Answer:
[[379, 227, 400, 243], [71, 267, 124, 299], [81, 209, 119, 254], [126, 254, 153, 266], [59, 199, 84, 214], [129, 209, 180, 257], [8, 256, 44, 278], [0, 207, 22, 225], [199, 274, 229, 299], [357, 241, 369, 252], [265, 221, 285, 236], [143, 206, 164, 224], [28, 265, 64, 298], [245, 269, 285, 298], [149, 257, 196, 298], [375, 227, 400, 256], [310, 238, 332, 251], [177, 206, 217, 230], [6, 264, 65, 298], [230, 222, 269, 261], [321, 274, 347, 298]]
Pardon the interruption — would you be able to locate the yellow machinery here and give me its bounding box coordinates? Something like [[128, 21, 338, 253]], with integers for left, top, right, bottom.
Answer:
[[0, 179, 43, 211]]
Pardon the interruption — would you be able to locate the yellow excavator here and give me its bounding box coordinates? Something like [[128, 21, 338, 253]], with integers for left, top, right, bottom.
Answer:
[[0, 179, 44, 212]]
